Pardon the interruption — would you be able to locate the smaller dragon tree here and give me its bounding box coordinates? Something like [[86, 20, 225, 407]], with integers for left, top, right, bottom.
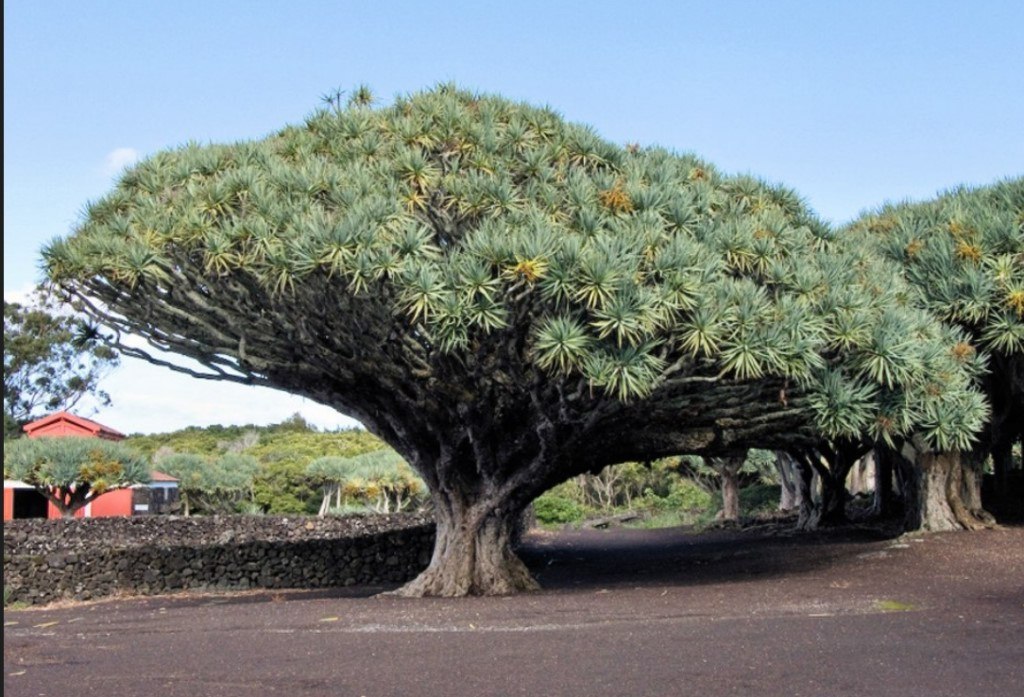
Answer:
[[308, 448, 425, 515], [157, 451, 259, 515], [846, 177, 1023, 529], [4, 436, 149, 517]]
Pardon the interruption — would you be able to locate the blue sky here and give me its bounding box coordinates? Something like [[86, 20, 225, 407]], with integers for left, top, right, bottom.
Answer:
[[5, 1, 1023, 434]]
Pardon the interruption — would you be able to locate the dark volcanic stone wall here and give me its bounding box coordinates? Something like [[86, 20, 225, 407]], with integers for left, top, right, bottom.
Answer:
[[3, 514, 435, 605]]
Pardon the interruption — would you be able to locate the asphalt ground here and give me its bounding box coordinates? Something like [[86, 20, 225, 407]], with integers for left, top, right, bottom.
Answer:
[[5, 524, 1023, 697]]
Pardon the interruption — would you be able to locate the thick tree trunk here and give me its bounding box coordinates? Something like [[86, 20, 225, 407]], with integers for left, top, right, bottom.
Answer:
[[774, 451, 800, 513], [873, 448, 896, 519], [710, 455, 745, 523], [794, 456, 819, 530], [817, 473, 847, 526], [959, 451, 986, 512], [793, 448, 850, 529], [392, 491, 539, 597], [815, 440, 872, 526], [720, 469, 740, 522], [905, 451, 961, 531], [900, 448, 994, 532]]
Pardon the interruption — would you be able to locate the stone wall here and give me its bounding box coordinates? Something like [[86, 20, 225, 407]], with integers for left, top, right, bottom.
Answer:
[[3, 514, 435, 605]]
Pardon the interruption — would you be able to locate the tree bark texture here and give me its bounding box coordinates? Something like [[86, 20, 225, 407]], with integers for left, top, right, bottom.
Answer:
[[710, 455, 745, 523], [872, 447, 897, 520], [898, 446, 994, 532], [774, 451, 800, 513], [794, 455, 819, 531], [391, 489, 539, 597]]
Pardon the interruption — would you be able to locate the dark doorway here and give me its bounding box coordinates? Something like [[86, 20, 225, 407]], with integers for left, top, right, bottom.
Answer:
[[13, 488, 49, 518]]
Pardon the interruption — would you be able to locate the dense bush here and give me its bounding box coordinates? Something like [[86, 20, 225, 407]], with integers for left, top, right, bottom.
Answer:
[[533, 494, 587, 525], [641, 479, 715, 512]]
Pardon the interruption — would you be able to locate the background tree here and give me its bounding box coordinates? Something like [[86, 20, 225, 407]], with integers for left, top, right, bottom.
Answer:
[[308, 448, 425, 515], [3, 436, 149, 517], [707, 453, 746, 523], [44, 85, 987, 595], [128, 419, 385, 515], [846, 178, 1023, 528], [157, 451, 259, 515], [788, 437, 873, 529], [3, 289, 119, 437]]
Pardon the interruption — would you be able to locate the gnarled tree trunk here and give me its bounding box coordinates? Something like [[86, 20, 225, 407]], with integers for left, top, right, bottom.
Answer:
[[872, 447, 897, 519], [794, 455, 820, 530], [391, 490, 539, 597], [710, 454, 745, 523], [774, 451, 800, 513], [898, 444, 994, 532]]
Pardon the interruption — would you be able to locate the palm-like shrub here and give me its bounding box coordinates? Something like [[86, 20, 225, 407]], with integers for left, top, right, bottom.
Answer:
[[158, 451, 259, 515], [308, 448, 424, 515], [3, 436, 149, 517], [43, 84, 987, 594]]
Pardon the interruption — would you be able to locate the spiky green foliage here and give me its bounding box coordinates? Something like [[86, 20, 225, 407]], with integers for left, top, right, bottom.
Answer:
[[3, 436, 149, 516], [846, 178, 1022, 458], [308, 447, 424, 513], [157, 451, 259, 515], [847, 178, 1024, 355], [41, 84, 989, 593]]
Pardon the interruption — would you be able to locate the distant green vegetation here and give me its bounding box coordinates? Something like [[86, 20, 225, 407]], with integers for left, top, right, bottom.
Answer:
[[128, 413, 387, 515], [128, 416, 780, 525], [531, 455, 776, 528]]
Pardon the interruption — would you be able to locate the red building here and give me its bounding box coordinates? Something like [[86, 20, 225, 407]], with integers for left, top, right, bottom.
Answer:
[[3, 411, 178, 520]]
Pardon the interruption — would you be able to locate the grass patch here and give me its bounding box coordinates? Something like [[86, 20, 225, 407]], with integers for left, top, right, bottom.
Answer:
[[874, 599, 917, 613]]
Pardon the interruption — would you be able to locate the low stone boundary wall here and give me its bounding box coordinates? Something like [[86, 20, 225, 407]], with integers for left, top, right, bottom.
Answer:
[[3, 514, 435, 605]]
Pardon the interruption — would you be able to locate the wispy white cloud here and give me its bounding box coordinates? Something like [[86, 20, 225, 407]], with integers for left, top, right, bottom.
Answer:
[[102, 147, 140, 177]]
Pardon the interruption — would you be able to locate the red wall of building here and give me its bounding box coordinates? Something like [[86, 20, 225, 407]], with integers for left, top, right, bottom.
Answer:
[[43, 489, 132, 518], [3, 486, 134, 520]]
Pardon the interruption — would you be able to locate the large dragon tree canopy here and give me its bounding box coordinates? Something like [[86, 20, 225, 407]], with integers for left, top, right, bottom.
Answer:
[[43, 84, 988, 594], [44, 84, 984, 451]]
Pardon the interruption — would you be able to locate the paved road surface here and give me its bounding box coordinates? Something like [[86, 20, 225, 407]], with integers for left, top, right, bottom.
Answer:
[[5, 525, 1023, 697]]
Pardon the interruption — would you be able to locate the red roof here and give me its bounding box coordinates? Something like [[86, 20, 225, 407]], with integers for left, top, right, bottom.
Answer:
[[149, 470, 179, 483], [22, 411, 127, 441]]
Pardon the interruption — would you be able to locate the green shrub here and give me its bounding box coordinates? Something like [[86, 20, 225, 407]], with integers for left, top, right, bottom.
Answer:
[[643, 480, 714, 512], [740, 484, 781, 515], [533, 493, 586, 525]]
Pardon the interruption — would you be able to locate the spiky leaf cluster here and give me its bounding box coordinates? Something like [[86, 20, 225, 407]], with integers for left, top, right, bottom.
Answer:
[[846, 178, 1024, 355], [308, 448, 423, 504], [158, 451, 259, 494], [4, 436, 149, 494], [44, 85, 986, 455]]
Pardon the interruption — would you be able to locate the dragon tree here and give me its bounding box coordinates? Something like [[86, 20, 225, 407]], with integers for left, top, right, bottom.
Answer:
[[44, 85, 987, 595], [847, 178, 1023, 529]]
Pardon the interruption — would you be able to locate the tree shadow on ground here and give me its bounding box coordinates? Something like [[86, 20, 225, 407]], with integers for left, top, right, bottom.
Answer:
[[520, 523, 905, 592]]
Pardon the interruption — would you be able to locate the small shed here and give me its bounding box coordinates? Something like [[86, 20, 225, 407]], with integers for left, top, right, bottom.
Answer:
[[3, 412, 179, 520]]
